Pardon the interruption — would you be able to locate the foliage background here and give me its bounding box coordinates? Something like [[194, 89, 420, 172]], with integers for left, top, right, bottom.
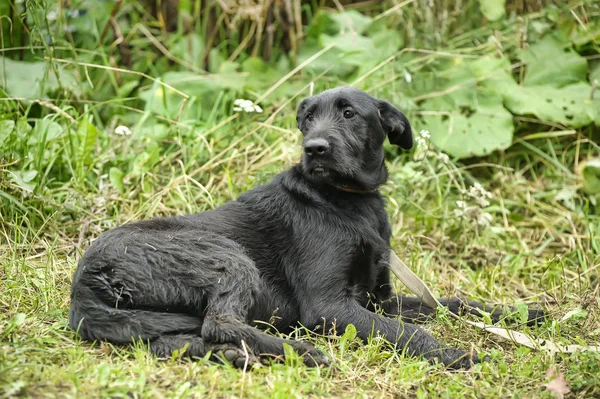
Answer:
[[1, 0, 600, 398]]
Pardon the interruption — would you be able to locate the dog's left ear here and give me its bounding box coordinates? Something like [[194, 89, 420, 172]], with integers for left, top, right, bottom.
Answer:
[[377, 100, 413, 150]]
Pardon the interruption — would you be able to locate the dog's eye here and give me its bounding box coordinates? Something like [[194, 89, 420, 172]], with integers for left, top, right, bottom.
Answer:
[[343, 110, 355, 119], [306, 113, 314, 122]]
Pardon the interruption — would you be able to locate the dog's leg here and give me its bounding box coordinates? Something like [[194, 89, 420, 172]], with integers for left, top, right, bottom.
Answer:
[[200, 314, 329, 367], [304, 300, 476, 369], [149, 334, 258, 369], [198, 250, 329, 367], [380, 296, 546, 326]]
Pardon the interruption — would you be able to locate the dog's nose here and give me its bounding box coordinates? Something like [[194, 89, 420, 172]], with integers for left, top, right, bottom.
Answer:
[[304, 139, 330, 157]]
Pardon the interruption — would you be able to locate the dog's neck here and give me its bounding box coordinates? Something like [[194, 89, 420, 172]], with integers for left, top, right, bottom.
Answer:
[[328, 182, 378, 194]]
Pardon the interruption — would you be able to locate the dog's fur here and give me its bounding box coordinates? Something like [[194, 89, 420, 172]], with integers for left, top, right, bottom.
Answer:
[[69, 87, 543, 369]]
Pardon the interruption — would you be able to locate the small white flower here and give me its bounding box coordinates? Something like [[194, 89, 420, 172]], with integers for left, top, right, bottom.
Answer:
[[419, 130, 431, 139], [476, 212, 493, 227], [404, 70, 412, 83], [465, 182, 492, 208], [47, 10, 58, 20], [114, 125, 132, 136], [415, 137, 428, 151], [233, 98, 262, 113], [437, 152, 449, 163], [453, 201, 468, 217]]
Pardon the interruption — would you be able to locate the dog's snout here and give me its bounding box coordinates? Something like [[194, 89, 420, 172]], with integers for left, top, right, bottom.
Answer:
[[304, 139, 330, 157]]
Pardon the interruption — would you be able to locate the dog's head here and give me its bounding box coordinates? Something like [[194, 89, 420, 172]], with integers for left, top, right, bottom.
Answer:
[[296, 87, 412, 191]]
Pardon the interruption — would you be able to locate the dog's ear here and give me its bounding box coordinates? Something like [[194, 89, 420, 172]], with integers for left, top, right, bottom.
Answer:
[[377, 100, 413, 150], [296, 99, 309, 131]]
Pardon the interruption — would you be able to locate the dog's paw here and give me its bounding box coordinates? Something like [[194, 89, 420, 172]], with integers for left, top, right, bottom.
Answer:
[[301, 347, 331, 367], [433, 348, 486, 370], [211, 343, 258, 370], [292, 342, 331, 367]]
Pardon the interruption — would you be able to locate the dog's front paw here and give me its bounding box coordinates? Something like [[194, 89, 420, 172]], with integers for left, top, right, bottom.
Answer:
[[432, 348, 486, 370], [211, 343, 259, 370], [293, 342, 331, 367]]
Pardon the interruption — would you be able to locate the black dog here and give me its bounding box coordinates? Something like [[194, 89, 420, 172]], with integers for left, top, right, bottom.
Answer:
[[69, 87, 543, 369]]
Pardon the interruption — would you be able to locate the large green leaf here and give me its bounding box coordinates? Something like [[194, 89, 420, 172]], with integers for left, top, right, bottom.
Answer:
[[321, 33, 375, 66], [0, 57, 80, 99], [476, 55, 599, 128], [422, 91, 514, 158], [27, 119, 65, 145], [306, 10, 372, 38], [519, 35, 588, 88]]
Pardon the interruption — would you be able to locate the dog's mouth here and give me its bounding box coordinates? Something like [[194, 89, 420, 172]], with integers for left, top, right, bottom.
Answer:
[[302, 160, 332, 180], [309, 165, 329, 178]]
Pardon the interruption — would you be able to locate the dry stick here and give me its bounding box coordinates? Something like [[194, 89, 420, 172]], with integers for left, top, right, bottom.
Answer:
[[372, 0, 415, 22], [388, 251, 600, 354], [99, 0, 123, 44]]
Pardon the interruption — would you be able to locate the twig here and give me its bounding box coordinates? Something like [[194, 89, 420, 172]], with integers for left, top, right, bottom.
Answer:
[[99, 0, 123, 44]]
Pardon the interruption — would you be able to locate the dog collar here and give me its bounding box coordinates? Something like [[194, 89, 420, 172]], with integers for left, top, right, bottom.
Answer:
[[328, 183, 378, 194]]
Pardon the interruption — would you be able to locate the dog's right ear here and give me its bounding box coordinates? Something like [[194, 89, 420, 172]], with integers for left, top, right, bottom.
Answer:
[[377, 100, 413, 150], [296, 99, 309, 131]]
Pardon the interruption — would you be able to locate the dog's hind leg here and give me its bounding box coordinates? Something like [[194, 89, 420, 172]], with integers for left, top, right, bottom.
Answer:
[[149, 334, 258, 369], [197, 247, 329, 367]]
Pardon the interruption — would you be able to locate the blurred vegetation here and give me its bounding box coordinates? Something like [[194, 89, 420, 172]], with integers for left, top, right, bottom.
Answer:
[[1, 0, 600, 398]]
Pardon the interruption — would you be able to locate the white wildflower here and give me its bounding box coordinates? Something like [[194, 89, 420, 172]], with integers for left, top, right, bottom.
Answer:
[[419, 130, 431, 139], [47, 10, 58, 21], [233, 98, 262, 113], [453, 200, 468, 218], [415, 137, 428, 152], [476, 211, 493, 227], [466, 182, 493, 208], [114, 125, 132, 136], [437, 152, 449, 163]]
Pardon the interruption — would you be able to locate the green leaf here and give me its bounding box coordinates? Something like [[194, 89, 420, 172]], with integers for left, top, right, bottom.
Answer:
[[329, 10, 372, 34], [27, 119, 65, 145], [519, 35, 588, 88], [0, 56, 80, 99], [422, 92, 514, 158], [0, 120, 15, 146], [76, 117, 98, 168], [560, 308, 588, 323], [8, 170, 38, 192], [500, 83, 599, 128], [416, 57, 515, 158], [476, 55, 599, 127], [321, 33, 375, 66], [306, 10, 372, 38], [297, 38, 354, 77], [477, 0, 506, 21], [109, 167, 125, 194], [578, 158, 600, 195], [97, 363, 111, 387]]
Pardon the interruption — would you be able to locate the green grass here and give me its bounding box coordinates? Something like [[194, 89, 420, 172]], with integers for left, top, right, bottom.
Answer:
[[2, 0, 600, 398]]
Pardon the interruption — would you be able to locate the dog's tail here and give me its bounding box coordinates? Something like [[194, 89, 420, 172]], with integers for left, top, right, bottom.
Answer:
[[69, 287, 203, 345]]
